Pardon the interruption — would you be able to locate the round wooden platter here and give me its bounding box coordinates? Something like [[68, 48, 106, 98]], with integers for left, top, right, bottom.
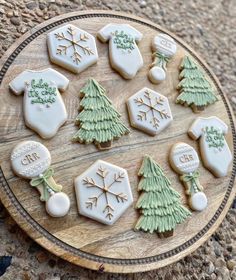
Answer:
[[0, 10, 235, 274]]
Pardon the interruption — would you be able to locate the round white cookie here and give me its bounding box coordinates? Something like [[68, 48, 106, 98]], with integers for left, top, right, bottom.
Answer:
[[169, 142, 199, 174], [189, 192, 208, 211], [11, 141, 51, 179], [148, 66, 166, 84], [46, 192, 70, 217]]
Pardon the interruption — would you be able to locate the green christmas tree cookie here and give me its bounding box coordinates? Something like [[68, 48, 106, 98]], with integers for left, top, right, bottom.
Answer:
[[176, 56, 218, 113], [135, 155, 191, 238], [72, 78, 130, 150]]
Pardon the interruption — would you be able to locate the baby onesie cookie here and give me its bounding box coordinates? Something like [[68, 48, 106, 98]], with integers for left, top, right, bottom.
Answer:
[[9, 68, 69, 139], [169, 142, 207, 212], [47, 24, 98, 73], [188, 116, 232, 177], [11, 141, 70, 217], [176, 56, 218, 113], [127, 87, 173, 136], [148, 33, 177, 84], [97, 23, 143, 79], [135, 155, 191, 237], [72, 78, 130, 150], [74, 160, 133, 225]]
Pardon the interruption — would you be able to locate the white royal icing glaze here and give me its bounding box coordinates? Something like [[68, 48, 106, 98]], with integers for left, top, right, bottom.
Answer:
[[46, 192, 70, 217], [47, 24, 98, 73], [97, 23, 143, 79], [9, 68, 69, 139], [188, 116, 232, 177], [11, 140, 51, 179], [127, 87, 173, 136], [74, 160, 133, 225]]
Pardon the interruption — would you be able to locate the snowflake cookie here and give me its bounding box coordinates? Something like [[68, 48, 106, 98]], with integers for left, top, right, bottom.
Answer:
[[169, 142, 207, 212], [11, 141, 70, 217], [74, 160, 133, 225], [127, 87, 173, 136], [188, 116, 232, 177], [97, 24, 143, 79], [47, 24, 98, 73]]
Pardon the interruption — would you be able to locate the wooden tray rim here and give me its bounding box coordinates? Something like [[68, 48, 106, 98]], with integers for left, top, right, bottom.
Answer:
[[0, 10, 235, 273]]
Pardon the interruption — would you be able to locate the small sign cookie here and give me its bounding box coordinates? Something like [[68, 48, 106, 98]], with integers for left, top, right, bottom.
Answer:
[[169, 142, 207, 212], [9, 68, 69, 139], [148, 33, 177, 84], [97, 23, 143, 79], [11, 141, 70, 217], [74, 160, 133, 225], [47, 24, 98, 73], [127, 87, 173, 136], [188, 116, 232, 177]]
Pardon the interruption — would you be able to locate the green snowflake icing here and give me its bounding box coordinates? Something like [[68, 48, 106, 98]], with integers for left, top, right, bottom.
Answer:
[[113, 30, 135, 51], [28, 79, 57, 106], [204, 126, 224, 150]]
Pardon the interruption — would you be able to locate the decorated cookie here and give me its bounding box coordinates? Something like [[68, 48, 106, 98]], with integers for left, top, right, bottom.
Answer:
[[74, 160, 133, 225], [135, 155, 191, 237], [188, 116, 232, 177], [148, 33, 177, 84], [9, 68, 69, 139], [72, 78, 130, 150], [176, 56, 218, 113], [169, 142, 207, 211], [11, 141, 70, 217], [47, 24, 98, 73], [127, 87, 173, 136], [97, 24, 143, 79]]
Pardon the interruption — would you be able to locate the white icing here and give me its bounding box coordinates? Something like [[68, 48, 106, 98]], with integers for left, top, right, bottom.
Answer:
[[127, 87, 173, 136], [188, 116, 232, 177], [74, 160, 133, 225], [97, 23, 143, 79], [152, 33, 177, 57], [9, 68, 68, 139], [46, 192, 70, 217], [148, 66, 166, 84], [189, 192, 208, 211], [47, 24, 98, 74], [11, 141, 51, 179]]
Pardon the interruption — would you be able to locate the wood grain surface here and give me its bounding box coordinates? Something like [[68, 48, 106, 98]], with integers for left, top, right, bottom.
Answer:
[[0, 10, 235, 273]]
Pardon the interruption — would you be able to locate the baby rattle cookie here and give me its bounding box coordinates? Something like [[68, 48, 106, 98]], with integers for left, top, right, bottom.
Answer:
[[9, 68, 69, 139], [47, 24, 98, 74], [11, 141, 70, 217], [97, 23, 143, 79], [188, 116, 232, 177], [169, 142, 207, 212], [148, 33, 177, 84]]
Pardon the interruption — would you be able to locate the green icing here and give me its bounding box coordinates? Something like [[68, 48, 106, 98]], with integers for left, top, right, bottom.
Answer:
[[180, 171, 203, 195], [28, 79, 57, 106], [72, 78, 130, 147], [113, 30, 135, 51], [204, 126, 224, 150], [176, 56, 218, 108], [135, 155, 191, 234], [30, 167, 62, 202], [154, 51, 170, 70]]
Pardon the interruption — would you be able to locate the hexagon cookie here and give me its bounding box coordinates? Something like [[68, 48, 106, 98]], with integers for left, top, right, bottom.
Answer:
[[127, 87, 173, 136], [74, 160, 133, 225], [47, 24, 98, 74]]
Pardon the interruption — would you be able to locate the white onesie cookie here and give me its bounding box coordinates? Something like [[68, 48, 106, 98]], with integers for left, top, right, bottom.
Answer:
[[97, 23, 143, 79], [188, 116, 232, 177], [9, 68, 69, 139]]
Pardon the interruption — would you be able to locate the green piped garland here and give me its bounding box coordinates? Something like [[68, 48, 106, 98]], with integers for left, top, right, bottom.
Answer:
[[135, 155, 191, 234], [204, 126, 225, 150], [72, 78, 130, 148], [176, 56, 218, 109], [113, 30, 135, 51]]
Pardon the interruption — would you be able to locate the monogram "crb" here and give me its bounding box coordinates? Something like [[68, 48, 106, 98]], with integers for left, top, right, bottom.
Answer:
[[21, 153, 40, 165]]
